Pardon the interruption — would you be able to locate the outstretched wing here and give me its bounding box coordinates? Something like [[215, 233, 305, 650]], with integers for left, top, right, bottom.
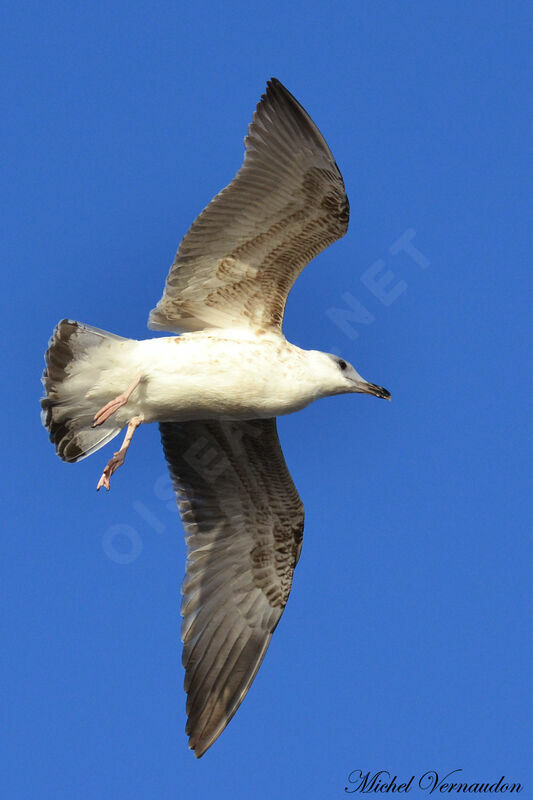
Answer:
[[149, 78, 349, 333], [160, 418, 305, 757]]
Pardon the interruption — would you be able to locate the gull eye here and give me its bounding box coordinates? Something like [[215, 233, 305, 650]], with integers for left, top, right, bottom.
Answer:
[[338, 359, 347, 371]]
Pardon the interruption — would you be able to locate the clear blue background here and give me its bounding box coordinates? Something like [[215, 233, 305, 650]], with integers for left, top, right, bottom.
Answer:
[[2, 2, 531, 797]]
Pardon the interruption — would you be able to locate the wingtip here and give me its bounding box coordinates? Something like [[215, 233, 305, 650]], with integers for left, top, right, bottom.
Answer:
[[190, 744, 202, 759], [266, 76, 288, 96], [189, 737, 209, 759]]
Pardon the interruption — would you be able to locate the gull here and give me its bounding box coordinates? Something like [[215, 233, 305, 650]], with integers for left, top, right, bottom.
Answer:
[[41, 78, 390, 757]]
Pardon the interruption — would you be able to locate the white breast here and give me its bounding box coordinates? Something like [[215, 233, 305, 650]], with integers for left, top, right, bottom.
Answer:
[[124, 332, 319, 424]]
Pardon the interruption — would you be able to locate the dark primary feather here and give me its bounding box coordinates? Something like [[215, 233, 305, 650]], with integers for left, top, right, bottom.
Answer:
[[148, 78, 349, 333], [160, 418, 304, 757]]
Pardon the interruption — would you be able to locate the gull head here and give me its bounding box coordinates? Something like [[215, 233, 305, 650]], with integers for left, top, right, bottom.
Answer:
[[311, 352, 391, 401]]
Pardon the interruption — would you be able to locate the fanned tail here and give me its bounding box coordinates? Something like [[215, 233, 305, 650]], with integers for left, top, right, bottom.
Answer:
[[41, 319, 125, 462]]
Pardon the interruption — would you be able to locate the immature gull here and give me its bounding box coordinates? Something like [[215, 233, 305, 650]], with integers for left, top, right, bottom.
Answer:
[[41, 78, 390, 757]]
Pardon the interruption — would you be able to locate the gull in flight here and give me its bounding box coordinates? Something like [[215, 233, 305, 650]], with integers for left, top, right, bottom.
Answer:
[[41, 78, 390, 757]]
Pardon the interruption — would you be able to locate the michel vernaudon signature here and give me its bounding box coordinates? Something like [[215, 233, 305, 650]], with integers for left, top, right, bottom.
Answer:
[[345, 770, 523, 794]]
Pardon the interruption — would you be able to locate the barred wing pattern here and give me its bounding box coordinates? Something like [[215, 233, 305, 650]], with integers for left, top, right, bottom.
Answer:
[[160, 418, 305, 757], [149, 78, 349, 333]]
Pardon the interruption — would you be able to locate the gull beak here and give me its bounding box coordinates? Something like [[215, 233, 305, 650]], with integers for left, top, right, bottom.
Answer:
[[355, 381, 392, 400]]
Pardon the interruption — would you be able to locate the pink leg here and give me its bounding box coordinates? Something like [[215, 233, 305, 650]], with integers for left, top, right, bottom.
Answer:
[[96, 416, 143, 491], [92, 373, 142, 427]]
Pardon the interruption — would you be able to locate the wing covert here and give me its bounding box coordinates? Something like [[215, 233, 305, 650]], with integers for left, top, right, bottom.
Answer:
[[148, 78, 349, 333]]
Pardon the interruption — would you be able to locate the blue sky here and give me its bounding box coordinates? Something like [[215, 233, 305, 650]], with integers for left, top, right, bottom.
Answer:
[[2, 1, 531, 797]]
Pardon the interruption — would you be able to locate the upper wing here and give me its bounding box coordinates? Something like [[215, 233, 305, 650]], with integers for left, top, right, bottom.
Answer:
[[160, 418, 305, 757], [148, 78, 349, 333]]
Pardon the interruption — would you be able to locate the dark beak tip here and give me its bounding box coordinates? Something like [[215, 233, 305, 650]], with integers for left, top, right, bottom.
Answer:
[[368, 382, 391, 400]]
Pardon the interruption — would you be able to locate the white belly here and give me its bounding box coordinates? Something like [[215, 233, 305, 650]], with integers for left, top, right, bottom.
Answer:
[[111, 332, 319, 424]]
